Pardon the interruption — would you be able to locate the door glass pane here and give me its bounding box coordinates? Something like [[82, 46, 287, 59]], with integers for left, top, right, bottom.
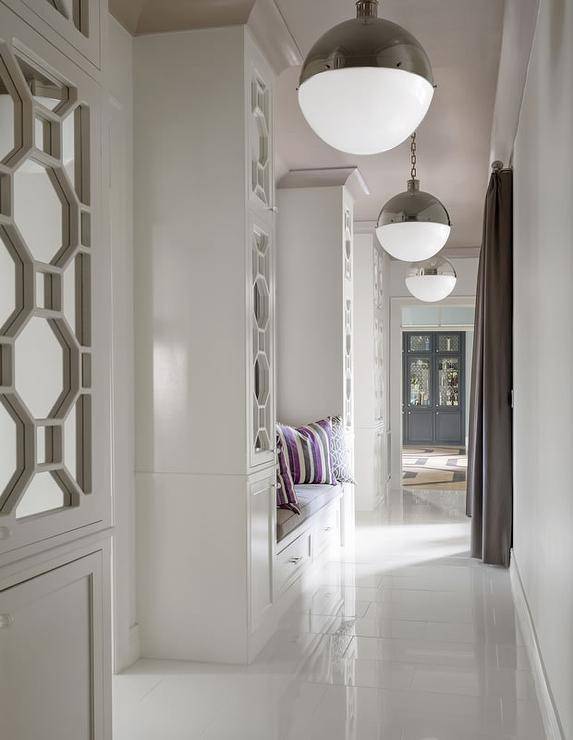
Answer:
[[438, 358, 460, 406], [409, 359, 431, 406], [438, 334, 460, 352], [408, 334, 431, 352]]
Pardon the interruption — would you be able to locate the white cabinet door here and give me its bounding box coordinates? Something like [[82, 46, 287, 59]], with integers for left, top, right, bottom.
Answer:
[[0, 549, 108, 740], [248, 469, 275, 632], [0, 5, 111, 558], [1, 0, 103, 72]]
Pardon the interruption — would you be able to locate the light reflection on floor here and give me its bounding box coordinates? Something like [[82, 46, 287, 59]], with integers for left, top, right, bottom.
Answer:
[[114, 490, 545, 740]]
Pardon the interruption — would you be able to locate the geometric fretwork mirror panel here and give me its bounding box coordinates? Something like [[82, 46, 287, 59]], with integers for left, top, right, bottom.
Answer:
[[46, 0, 89, 37], [344, 298, 353, 429], [250, 74, 271, 208], [0, 43, 92, 521], [252, 225, 272, 454], [344, 209, 352, 281]]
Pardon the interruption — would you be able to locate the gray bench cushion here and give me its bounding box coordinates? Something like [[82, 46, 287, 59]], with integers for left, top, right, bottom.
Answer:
[[277, 484, 342, 542]]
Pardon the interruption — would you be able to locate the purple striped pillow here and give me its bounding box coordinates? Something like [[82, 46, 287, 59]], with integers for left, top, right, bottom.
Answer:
[[276, 434, 300, 514], [277, 419, 335, 486]]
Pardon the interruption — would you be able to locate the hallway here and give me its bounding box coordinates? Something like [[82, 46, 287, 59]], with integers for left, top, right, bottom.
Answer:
[[114, 493, 544, 739]]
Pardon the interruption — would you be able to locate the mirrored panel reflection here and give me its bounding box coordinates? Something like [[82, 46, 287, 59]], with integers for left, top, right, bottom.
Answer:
[[0, 401, 17, 498], [16, 55, 69, 111], [15, 473, 67, 518], [13, 162, 64, 264], [15, 317, 64, 419]]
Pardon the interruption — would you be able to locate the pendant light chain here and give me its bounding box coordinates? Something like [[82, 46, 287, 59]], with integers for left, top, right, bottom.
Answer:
[[410, 132, 417, 180]]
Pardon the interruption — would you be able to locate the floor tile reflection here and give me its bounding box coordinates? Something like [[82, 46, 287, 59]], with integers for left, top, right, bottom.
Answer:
[[114, 491, 545, 739]]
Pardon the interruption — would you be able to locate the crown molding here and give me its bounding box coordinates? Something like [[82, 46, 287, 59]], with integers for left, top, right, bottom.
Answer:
[[247, 0, 302, 75], [278, 167, 370, 201]]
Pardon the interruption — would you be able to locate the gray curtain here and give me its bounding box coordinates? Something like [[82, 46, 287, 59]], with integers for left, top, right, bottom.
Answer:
[[466, 167, 513, 567]]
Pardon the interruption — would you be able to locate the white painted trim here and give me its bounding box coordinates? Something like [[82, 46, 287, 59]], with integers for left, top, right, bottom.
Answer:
[[278, 167, 370, 199], [247, 0, 302, 75], [510, 553, 564, 740], [389, 295, 476, 487]]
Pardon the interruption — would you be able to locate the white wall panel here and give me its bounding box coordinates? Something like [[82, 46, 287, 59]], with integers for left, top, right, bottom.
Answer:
[[513, 0, 573, 734]]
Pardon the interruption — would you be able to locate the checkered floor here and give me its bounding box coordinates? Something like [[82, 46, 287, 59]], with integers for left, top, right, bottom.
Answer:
[[402, 446, 467, 490]]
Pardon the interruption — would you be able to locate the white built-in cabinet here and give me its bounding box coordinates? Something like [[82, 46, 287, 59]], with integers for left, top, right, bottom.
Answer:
[[276, 169, 365, 430], [0, 1, 112, 737], [134, 26, 284, 664], [276, 169, 367, 542], [354, 229, 390, 511]]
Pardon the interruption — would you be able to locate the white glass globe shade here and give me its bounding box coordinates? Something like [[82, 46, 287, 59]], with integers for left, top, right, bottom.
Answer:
[[406, 274, 457, 302], [298, 67, 434, 155], [375, 221, 450, 261], [405, 258, 457, 302]]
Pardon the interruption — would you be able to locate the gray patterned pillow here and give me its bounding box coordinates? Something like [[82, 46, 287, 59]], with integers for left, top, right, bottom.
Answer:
[[330, 415, 354, 483]]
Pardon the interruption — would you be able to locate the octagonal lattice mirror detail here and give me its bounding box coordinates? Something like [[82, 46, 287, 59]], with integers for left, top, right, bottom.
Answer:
[[0, 44, 92, 522], [250, 75, 271, 208], [251, 226, 273, 455]]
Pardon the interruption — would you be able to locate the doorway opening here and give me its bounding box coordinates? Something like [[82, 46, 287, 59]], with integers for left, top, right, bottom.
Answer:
[[391, 301, 475, 499], [402, 329, 467, 491]]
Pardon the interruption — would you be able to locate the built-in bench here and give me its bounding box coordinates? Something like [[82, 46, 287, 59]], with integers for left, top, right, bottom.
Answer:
[[277, 484, 343, 542]]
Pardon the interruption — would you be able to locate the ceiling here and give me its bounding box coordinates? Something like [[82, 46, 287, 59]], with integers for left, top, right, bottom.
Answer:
[[274, 0, 504, 247], [109, 0, 504, 250]]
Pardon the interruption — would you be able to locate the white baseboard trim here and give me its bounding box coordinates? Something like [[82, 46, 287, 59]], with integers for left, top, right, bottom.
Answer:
[[509, 552, 564, 739]]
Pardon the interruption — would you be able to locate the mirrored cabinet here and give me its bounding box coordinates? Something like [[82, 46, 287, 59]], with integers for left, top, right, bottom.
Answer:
[[0, 27, 109, 556], [0, 4, 112, 738]]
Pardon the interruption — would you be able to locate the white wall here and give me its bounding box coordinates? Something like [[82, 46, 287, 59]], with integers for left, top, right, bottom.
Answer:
[[276, 185, 348, 426], [513, 0, 573, 735]]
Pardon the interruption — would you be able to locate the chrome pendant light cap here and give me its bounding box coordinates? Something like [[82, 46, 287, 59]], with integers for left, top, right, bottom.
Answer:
[[377, 178, 451, 228], [299, 1, 434, 88], [375, 132, 451, 262], [297, 1, 435, 155]]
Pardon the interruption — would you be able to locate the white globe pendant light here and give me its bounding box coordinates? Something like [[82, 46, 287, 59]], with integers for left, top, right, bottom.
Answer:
[[405, 257, 457, 302], [298, 0, 435, 155], [376, 132, 451, 261]]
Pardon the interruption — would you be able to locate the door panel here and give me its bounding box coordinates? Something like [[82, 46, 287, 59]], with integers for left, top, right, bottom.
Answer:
[[0, 550, 106, 740], [404, 332, 465, 446], [436, 411, 462, 443], [407, 409, 434, 444]]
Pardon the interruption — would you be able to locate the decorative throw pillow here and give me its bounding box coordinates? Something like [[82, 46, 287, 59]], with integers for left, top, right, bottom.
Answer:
[[276, 434, 300, 514], [277, 419, 335, 486], [330, 415, 355, 483]]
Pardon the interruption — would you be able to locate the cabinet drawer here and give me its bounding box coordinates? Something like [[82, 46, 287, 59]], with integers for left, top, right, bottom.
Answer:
[[276, 531, 311, 593], [314, 505, 340, 555]]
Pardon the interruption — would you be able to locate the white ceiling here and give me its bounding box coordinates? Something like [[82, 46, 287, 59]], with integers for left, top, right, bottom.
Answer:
[[275, 0, 504, 247], [109, 0, 504, 249]]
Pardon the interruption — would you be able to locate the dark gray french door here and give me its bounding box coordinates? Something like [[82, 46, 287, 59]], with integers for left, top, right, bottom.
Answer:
[[403, 332, 465, 446]]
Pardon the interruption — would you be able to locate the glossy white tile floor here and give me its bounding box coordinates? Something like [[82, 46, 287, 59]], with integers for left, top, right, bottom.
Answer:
[[114, 490, 546, 739]]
